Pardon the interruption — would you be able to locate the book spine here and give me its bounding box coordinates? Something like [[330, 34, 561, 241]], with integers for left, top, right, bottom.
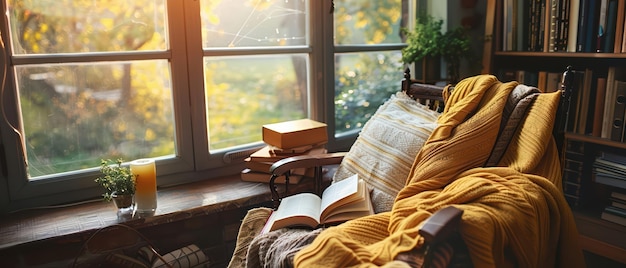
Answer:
[[613, 0, 626, 53], [600, 151, 626, 165], [567, 0, 581, 52], [542, 0, 550, 51], [594, 173, 626, 189], [577, 0, 589, 52], [519, 0, 530, 51], [623, 2, 626, 52], [513, 0, 520, 51], [605, 205, 626, 217], [596, 0, 608, 52], [611, 199, 626, 210], [545, 72, 562, 93], [612, 191, 626, 201], [602, 67, 616, 139], [538, 71, 548, 91], [505, 0, 514, 51], [610, 81, 626, 141], [530, 0, 538, 51], [601, 209, 626, 226], [584, 0, 599, 52], [593, 77, 607, 137], [548, 0, 558, 52], [558, 0, 570, 51], [603, 0, 618, 53]]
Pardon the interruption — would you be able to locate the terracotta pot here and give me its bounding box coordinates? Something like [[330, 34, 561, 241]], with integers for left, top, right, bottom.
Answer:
[[113, 194, 133, 209]]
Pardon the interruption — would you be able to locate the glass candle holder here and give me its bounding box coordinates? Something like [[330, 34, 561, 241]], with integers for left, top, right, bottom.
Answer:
[[130, 158, 157, 215]]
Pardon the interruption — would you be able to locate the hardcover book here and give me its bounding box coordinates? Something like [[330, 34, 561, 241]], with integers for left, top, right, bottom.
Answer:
[[601, 205, 626, 226], [262, 119, 328, 149], [248, 145, 326, 163], [261, 174, 373, 233]]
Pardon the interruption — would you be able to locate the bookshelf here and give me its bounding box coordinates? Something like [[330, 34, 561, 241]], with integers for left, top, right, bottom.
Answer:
[[483, 0, 626, 264]]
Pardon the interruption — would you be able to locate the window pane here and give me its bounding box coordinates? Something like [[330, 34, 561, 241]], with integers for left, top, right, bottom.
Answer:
[[7, 0, 167, 54], [334, 0, 403, 45], [200, 0, 307, 48], [334, 51, 404, 134], [204, 55, 308, 150], [17, 61, 175, 178]]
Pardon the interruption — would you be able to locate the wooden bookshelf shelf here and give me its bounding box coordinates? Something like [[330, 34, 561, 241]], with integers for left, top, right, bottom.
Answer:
[[495, 51, 626, 58], [565, 133, 626, 150]]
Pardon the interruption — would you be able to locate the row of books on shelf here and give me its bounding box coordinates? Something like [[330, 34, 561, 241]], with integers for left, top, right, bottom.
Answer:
[[498, 69, 562, 92], [241, 119, 328, 184], [502, 0, 626, 53], [573, 66, 626, 141], [601, 191, 626, 226], [499, 66, 626, 142]]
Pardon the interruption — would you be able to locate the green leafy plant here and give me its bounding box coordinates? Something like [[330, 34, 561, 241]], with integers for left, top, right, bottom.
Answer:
[[401, 14, 444, 65], [94, 159, 136, 201], [439, 26, 472, 83], [401, 14, 473, 83]]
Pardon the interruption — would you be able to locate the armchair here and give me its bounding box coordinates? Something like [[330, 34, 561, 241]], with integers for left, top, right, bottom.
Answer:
[[230, 67, 582, 268]]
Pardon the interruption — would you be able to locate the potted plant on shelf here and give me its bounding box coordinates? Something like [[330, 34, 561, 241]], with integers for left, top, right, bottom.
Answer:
[[439, 26, 472, 84], [95, 158, 136, 209], [401, 14, 473, 84]]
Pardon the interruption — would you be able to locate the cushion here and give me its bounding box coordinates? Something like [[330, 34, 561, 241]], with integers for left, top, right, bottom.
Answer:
[[333, 91, 439, 213]]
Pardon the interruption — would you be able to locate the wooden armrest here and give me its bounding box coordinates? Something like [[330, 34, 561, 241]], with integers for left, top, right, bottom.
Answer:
[[394, 207, 463, 267], [269, 152, 347, 209], [419, 206, 463, 245], [269, 152, 347, 175]]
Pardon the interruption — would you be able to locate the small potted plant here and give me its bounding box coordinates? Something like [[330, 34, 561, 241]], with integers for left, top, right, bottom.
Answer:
[[401, 14, 473, 84], [401, 14, 444, 66], [95, 158, 136, 209]]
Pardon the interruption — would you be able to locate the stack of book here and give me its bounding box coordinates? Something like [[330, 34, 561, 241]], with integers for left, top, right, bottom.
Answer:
[[241, 119, 328, 184], [593, 152, 626, 190], [593, 152, 626, 226], [601, 191, 626, 226]]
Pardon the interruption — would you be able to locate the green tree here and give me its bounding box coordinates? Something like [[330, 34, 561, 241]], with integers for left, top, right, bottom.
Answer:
[[10, 0, 171, 176], [333, 0, 405, 133]]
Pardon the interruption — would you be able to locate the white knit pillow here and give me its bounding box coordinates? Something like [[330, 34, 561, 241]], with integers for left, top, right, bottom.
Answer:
[[333, 91, 440, 213]]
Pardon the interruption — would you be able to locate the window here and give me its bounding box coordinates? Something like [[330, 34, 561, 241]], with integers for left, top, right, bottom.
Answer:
[[331, 0, 409, 149], [0, 0, 411, 212]]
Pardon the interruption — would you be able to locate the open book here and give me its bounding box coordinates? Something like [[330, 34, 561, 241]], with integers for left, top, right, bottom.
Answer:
[[261, 174, 373, 233]]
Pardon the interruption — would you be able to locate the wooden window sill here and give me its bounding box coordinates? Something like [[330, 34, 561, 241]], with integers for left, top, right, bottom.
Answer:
[[0, 174, 305, 250]]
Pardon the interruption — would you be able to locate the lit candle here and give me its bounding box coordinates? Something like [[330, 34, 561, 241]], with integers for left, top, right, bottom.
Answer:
[[130, 159, 157, 215]]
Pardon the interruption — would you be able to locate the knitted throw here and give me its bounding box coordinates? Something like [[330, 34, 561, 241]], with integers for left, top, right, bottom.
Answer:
[[294, 75, 585, 268]]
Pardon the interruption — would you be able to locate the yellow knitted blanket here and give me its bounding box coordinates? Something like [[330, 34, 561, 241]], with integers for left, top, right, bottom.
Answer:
[[294, 75, 584, 267]]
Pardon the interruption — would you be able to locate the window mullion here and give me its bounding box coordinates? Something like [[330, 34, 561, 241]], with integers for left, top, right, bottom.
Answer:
[[181, 0, 211, 171]]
